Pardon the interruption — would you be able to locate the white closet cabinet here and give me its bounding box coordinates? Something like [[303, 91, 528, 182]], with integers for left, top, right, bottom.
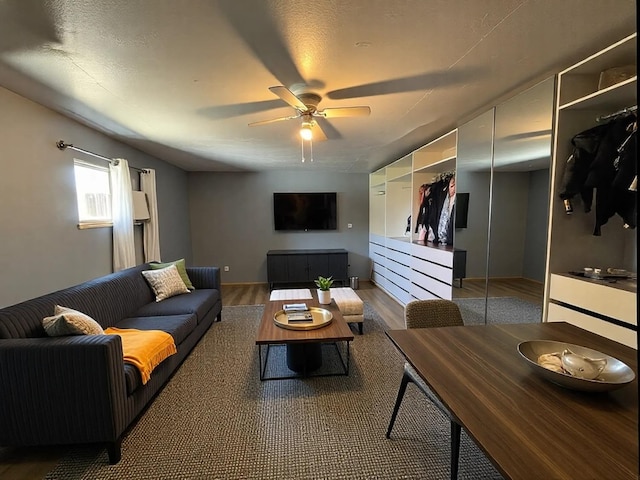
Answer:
[[544, 33, 637, 348], [369, 131, 457, 306]]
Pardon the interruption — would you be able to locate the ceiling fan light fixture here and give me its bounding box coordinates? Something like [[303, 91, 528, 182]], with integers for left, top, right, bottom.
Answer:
[[300, 123, 313, 140]]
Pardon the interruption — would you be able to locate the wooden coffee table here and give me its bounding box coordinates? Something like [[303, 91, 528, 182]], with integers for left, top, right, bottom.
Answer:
[[256, 297, 354, 380]]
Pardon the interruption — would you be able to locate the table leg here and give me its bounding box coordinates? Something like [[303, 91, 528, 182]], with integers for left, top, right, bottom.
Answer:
[[258, 344, 272, 381]]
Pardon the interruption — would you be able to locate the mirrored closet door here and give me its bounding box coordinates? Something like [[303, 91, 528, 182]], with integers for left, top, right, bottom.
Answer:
[[454, 76, 555, 324], [487, 76, 554, 323], [453, 108, 494, 321]]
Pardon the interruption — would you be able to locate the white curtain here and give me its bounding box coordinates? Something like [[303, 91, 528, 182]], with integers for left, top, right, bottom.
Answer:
[[141, 168, 161, 262], [110, 159, 136, 271]]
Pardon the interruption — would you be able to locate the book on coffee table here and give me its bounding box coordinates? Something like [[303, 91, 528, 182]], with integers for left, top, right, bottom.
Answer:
[[283, 303, 308, 312], [287, 312, 313, 322]]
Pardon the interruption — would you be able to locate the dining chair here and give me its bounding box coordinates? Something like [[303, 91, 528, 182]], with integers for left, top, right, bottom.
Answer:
[[386, 299, 464, 480]]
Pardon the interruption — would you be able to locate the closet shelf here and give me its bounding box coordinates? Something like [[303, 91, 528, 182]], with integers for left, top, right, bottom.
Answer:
[[413, 156, 456, 173], [559, 77, 637, 111]]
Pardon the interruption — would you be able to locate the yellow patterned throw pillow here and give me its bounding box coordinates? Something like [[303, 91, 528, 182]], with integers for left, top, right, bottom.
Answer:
[[142, 264, 190, 302], [42, 305, 105, 336]]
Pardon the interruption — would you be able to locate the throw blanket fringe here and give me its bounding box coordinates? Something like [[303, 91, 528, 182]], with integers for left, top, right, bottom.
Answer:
[[105, 327, 177, 384]]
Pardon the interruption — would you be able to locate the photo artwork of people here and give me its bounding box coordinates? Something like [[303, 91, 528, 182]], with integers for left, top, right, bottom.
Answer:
[[415, 172, 456, 246]]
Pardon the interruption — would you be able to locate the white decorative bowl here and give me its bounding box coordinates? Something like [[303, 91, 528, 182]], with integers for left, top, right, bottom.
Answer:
[[517, 340, 635, 392]]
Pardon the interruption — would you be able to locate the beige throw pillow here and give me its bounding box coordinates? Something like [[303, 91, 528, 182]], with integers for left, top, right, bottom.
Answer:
[[149, 258, 195, 290], [142, 264, 190, 302], [42, 305, 105, 336]]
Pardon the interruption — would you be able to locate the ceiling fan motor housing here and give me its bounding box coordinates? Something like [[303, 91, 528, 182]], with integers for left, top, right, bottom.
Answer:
[[297, 92, 322, 113], [248, 85, 369, 135]]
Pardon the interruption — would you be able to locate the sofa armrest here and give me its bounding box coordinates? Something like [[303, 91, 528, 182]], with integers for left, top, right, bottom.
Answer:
[[187, 266, 221, 290], [0, 335, 128, 446]]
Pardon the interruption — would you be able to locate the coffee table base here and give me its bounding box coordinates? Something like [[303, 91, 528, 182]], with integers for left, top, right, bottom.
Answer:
[[258, 341, 350, 381], [286, 343, 322, 372]]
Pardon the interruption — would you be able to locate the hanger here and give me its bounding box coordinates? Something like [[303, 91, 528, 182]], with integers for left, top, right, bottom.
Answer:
[[596, 105, 637, 122]]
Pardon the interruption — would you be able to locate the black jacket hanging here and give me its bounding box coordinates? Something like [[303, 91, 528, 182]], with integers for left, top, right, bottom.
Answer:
[[612, 122, 637, 230], [558, 115, 637, 235], [558, 122, 610, 213], [612, 121, 637, 190], [584, 115, 636, 235]]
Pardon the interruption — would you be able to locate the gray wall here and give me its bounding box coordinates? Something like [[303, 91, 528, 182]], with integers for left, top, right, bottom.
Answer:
[[523, 169, 550, 282], [488, 172, 530, 277], [453, 169, 550, 282], [188, 171, 370, 284], [454, 171, 491, 279], [0, 86, 192, 307], [489, 170, 550, 280]]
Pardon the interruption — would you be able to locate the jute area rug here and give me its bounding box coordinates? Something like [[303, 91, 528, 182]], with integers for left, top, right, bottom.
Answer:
[[45, 304, 503, 480]]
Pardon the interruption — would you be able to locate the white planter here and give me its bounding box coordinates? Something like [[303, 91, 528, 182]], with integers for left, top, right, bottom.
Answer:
[[317, 289, 332, 305]]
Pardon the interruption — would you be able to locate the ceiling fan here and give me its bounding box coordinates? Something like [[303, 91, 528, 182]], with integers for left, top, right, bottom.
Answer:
[[248, 86, 371, 141]]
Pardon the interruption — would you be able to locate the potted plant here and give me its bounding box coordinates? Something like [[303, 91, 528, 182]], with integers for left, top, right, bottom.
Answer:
[[315, 276, 334, 304]]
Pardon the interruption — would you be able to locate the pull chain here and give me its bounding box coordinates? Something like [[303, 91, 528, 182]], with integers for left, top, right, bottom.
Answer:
[[301, 138, 314, 162]]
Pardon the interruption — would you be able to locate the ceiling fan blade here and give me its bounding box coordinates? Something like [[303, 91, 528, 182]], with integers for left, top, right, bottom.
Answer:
[[315, 117, 342, 140], [317, 106, 371, 118], [248, 115, 298, 127], [269, 86, 307, 111], [199, 99, 286, 120], [325, 68, 481, 100], [312, 121, 328, 141], [218, 2, 305, 88]]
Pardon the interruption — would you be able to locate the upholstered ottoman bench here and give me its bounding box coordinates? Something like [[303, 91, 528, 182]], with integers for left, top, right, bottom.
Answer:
[[330, 287, 364, 334], [269, 289, 313, 301]]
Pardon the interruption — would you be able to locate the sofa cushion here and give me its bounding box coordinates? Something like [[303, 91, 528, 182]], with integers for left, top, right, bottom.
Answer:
[[0, 264, 155, 339], [117, 314, 196, 396], [116, 314, 197, 346], [42, 305, 105, 336], [150, 259, 194, 290], [132, 289, 219, 324], [104, 327, 177, 385], [142, 265, 190, 302]]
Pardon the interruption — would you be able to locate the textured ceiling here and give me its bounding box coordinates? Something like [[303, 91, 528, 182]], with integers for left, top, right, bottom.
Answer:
[[0, 0, 635, 173]]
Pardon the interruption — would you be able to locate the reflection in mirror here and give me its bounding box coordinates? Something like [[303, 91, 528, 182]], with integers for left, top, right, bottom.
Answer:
[[413, 171, 456, 245], [487, 76, 555, 323], [453, 108, 495, 321]]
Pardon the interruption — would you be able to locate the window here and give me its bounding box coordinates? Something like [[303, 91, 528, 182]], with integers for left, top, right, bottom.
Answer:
[[74, 160, 112, 226]]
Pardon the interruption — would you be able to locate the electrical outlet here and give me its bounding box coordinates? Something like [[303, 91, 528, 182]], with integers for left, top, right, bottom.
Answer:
[[224, 266, 229, 272], [347, 223, 353, 229]]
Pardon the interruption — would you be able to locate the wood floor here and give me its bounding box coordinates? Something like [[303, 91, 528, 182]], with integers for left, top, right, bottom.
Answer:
[[452, 277, 544, 305], [0, 278, 542, 480], [221, 280, 407, 330]]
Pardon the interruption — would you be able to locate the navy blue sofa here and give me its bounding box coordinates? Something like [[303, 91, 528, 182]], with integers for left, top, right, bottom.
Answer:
[[0, 263, 222, 463]]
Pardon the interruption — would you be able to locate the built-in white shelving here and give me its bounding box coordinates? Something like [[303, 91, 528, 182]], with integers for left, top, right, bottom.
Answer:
[[544, 33, 637, 348], [369, 130, 458, 306]]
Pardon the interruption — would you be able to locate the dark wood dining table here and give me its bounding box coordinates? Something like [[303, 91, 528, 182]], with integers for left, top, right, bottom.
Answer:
[[386, 322, 638, 480]]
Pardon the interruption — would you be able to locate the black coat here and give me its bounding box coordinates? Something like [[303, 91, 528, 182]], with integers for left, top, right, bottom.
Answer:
[[558, 114, 636, 235], [558, 122, 609, 212], [431, 179, 455, 245], [414, 184, 436, 233], [587, 116, 636, 234]]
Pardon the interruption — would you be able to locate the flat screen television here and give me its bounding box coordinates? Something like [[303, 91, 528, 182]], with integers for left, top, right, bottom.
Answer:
[[273, 192, 337, 231], [455, 193, 469, 229]]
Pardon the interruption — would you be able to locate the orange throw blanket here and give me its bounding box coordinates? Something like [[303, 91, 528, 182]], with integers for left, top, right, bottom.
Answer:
[[105, 328, 177, 385]]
